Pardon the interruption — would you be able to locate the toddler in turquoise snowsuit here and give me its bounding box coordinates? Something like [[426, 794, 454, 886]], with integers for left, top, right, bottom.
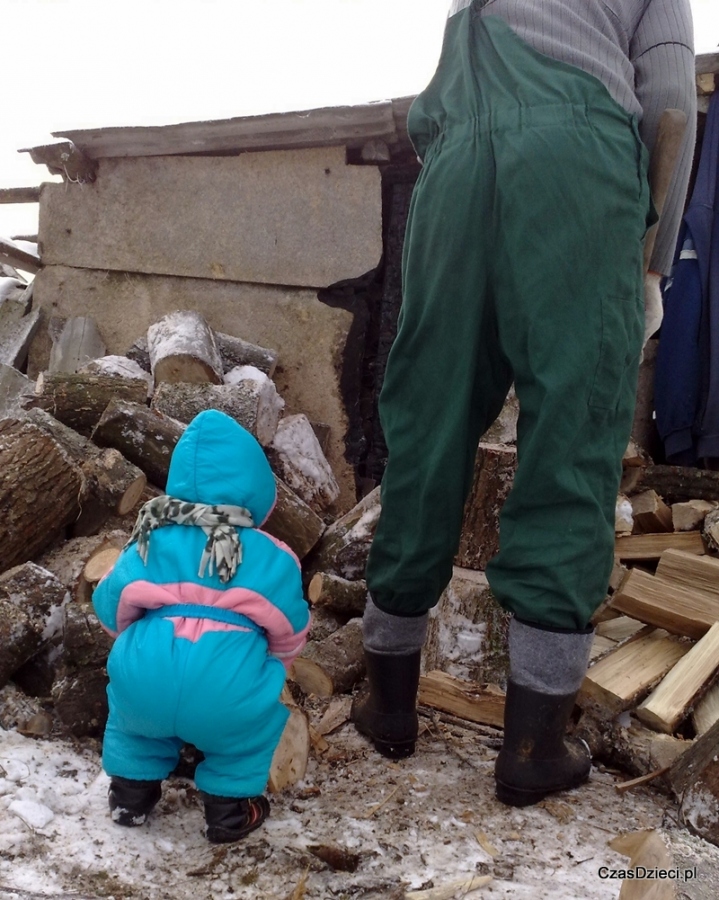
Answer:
[[93, 409, 311, 842]]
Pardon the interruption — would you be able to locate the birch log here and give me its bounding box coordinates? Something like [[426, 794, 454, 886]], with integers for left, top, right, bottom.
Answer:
[[151, 372, 283, 446], [267, 413, 340, 513], [80, 355, 154, 398], [262, 477, 325, 560], [216, 331, 279, 378], [304, 487, 381, 581], [307, 572, 367, 617], [147, 310, 223, 385]]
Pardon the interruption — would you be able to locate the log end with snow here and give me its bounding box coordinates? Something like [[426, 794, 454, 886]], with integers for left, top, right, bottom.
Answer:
[[148, 310, 224, 386], [80, 355, 154, 398]]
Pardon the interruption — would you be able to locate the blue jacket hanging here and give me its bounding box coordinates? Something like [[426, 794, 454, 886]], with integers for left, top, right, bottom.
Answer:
[[655, 90, 719, 464]]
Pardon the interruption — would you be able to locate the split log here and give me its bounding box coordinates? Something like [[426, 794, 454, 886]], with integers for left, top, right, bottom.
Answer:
[[636, 623, 719, 734], [672, 499, 716, 532], [614, 531, 706, 561], [0, 564, 66, 688], [655, 549, 719, 599], [0, 362, 32, 415], [610, 568, 719, 639], [579, 628, 689, 715], [151, 376, 283, 446], [48, 316, 106, 373], [304, 486, 381, 581], [268, 687, 310, 793], [589, 634, 617, 662], [308, 573, 367, 617], [630, 490, 673, 533], [609, 832, 676, 900], [263, 476, 325, 560], [0, 418, 86, 568], [693, 681, 719, 736], [147, 309, 223, 385], [20, 408, 147, 531], [80, 355, 154, 398], [669, 718, 719, 847], [423, 567, 510, 686], [455, 443, 516, 570], [290, 620, 364, 698], [216, 331, 278, 378], [51, 667, 109, 737], [92, 398, 185, 488], [418, 670, 505, 729], [24, 371, 148, 437], [703, 507, 719, 553], [267, 413, 340, 513], [0, 309, 41, 368]]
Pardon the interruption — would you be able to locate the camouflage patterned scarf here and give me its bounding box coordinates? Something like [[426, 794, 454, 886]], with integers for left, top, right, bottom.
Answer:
[[127, 495, 255, 584]]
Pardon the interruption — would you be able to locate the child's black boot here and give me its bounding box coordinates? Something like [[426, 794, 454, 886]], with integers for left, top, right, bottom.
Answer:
[[108, 776, 162, 826], [201, 793, 270, 844]]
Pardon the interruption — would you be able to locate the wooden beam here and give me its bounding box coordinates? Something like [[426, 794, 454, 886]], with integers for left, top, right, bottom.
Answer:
[[615, 531, 706, 560], [611, 568, 719, 639], [0, 237, 40, 273], [19, 140, 97, 183], [0, 187, 41, 204]]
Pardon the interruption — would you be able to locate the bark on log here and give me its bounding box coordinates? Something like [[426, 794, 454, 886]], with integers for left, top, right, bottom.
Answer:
[[290, 619, 364, 697], [24, 371, 148, 437], [423, 567, 510, 687], [92, 398, 185, 488], [0, 564, 66, 688], [48, 316, 106, 373], [216, 331, 279, 378], [263, 476, 325, 560], [62, 600, 113, 669], [303, 486, 381, 582], [0, 418, 86, 568], [36, 531, 129, 605], [307, 572, 367, 617], [455, 443, 517, 571], [80, 355, 154, 398], [51, 667, 109, 737], [628, 465, 719, 504], [148, 310, 223, 385], [19, 408, 147, 532], [668, 718, 719, 847], [267, 413, 340, 513], [151, 377, 283, 446]]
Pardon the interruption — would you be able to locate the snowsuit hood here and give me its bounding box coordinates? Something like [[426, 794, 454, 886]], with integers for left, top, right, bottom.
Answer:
[[166, 410, 276, 524]]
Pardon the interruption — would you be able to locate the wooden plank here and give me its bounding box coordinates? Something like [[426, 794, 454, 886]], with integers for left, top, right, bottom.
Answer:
[[615, 531, 705, 560], [579, 628, 689, 714], [637, 623, 719, 734], [0, 187, 41, 204], [41, 102, 398, 161], [0, 237, 40, 273], [655, 549, 719, 599], [418, 670, 505, 728], [611, 568, 719, 639], [20, 140, 97, 183]]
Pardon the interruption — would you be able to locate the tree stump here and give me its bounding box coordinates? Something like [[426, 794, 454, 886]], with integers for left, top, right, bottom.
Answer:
[[455, 443, 517, 571]]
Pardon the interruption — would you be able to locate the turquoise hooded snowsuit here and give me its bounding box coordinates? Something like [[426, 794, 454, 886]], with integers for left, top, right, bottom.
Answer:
[[93, 410, 311, 798]]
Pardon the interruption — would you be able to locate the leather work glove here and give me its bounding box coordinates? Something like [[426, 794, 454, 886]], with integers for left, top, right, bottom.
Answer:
[[643, 271, 664, 350]]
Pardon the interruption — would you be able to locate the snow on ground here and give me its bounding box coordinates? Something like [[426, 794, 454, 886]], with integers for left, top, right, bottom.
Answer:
[[2, 712, 719, 900]]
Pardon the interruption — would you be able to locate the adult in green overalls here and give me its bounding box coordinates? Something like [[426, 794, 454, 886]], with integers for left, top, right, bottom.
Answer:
[[352, 0, 696, 807]]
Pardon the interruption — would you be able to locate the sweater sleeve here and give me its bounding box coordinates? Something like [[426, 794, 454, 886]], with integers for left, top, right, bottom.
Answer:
[[631, 0, 697, 275]]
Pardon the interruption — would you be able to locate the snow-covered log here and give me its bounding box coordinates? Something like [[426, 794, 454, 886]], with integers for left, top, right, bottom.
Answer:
[[36, 531, 129, 605], [24, 372, 148, 437], [48, 316, 106, 373], [152, 370, 283, 446], [216, 331, 279, 378], [80, 355, 154, 398], [267, 413, 339, 513], [147, 310, 223, 385], [304, 487, 381, 582]]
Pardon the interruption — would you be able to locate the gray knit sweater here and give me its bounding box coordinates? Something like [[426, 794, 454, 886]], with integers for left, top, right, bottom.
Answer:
[[447, 0, 697, 274]]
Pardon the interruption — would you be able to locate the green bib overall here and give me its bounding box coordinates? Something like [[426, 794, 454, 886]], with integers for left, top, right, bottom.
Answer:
[[365, 7, 653, 629]]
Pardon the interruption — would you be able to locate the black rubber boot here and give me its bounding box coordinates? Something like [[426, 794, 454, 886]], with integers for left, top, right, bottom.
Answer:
[[350, 648, 421, 760], [108, 776, 162, 826], [201, 792, 270, 844], [494, 679, 591, 807]]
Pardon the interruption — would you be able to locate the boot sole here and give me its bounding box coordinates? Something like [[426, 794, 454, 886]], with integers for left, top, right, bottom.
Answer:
[[373, 738, 416, 760], [495, 772, 590, 808]]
